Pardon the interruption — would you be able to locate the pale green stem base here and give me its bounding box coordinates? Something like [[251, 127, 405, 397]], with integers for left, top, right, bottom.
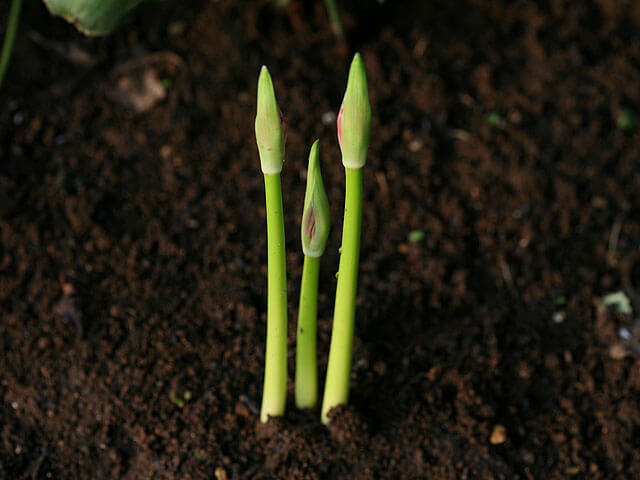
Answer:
[[260, 173, 288, 423], [0, 0, 23, 90], [295, 255, 320, 409], [321, 167, 362, 424]]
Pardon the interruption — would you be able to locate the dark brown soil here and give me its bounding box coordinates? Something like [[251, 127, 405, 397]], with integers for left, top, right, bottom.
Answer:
[[2, 0, 640, 478]]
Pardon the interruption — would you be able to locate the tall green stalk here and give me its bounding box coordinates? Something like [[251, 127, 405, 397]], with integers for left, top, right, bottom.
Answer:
[[262, 173, 288, 422], [295, 140, 330, 409], [0, 0, 23, 90], [295, 255, 320, 408], [321, 53, 371, 424], [321, 168, 362, 422], [255, 66, 288, 423]]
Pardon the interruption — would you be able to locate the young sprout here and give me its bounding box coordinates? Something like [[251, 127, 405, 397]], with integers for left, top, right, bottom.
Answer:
[[321, 53, 371, 424], [295, 140, 330, 409], [0, 0, 23, 90], [324, 0, 344, 40], [255, 66, 288, 423]]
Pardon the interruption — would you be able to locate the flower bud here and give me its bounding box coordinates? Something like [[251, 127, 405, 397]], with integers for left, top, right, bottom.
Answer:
[[337, 53, 371, 169], [301, 140, 330, 257], [255, 66, 286, 174]]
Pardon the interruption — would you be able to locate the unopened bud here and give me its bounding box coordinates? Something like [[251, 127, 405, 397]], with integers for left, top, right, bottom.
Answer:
[[336, 53, 371, 169], [255, 66, 286, 174], [301, 140, 330, 257]]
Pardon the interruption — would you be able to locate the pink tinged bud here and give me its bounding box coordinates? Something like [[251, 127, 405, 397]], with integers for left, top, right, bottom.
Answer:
[[336, 53, 371, 169], [337, 107, 344, 149], [305, 207, 316, 242], [301, 140, 330, 258]]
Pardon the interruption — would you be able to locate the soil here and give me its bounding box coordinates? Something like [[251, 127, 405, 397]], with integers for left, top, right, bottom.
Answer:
[[2, 0, 640, 478]]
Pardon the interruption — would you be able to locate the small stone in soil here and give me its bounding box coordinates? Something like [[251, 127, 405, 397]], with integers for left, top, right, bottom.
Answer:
[[490, 425, 507, 445], [215, 466, 228, 480], [609, 343, 628, 360], [552, 311, 565, 323]]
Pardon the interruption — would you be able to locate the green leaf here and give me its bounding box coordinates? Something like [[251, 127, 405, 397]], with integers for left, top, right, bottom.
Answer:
[[484, 111, 501, 126], [553, 295, 567, 306], [43, 0, 149, 36], [407, 230, 425, 243], [616, 107, 637, 132], [599, 291, 633, 316], [169, 392, 185, 408]]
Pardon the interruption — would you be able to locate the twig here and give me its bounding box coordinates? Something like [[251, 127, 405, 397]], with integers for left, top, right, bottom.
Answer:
[[498, 255, 517, 298], [27, 446, 47, 480], [621, 251, 640, 313], [608, 214, 624, 254], [620, 251, 640, 354], [26, 29, 99, 68]]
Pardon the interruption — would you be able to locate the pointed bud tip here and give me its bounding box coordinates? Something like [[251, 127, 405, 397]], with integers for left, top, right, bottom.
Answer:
[[301, 141, 330, 257], [309, 139, 320, 161], [351, 52, 364, 68], [307, 139, 320, 177], [255, 65, 285, 174], [338, 52, 371, 169], [257, 66, 273, 92], [346, 52, 368, 88]]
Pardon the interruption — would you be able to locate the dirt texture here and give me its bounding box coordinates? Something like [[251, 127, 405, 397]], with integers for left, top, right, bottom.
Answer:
[[2, 0, 640, 478]]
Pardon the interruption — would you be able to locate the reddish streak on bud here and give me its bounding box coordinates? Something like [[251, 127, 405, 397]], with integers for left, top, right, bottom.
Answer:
[[336, 107, 344, 149], [305, 206, 316, 242]]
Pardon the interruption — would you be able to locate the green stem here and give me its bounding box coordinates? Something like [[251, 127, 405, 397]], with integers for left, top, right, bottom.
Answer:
[[261, 173, 288, 423], [321, 167, 362, 424], [295, 254, 320, 409], [0, 0, 22, 90], [324, 0, 344, 40]]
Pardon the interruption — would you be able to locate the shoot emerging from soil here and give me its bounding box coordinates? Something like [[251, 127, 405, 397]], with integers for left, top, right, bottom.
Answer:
[[295, 140, 330, 409], [0, 0, 23, 90], [255, 66, 288, 423], [321, 53, 371, 424]]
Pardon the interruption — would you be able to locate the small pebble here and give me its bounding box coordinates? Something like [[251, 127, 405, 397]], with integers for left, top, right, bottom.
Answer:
[[408, 139, 422, 152], [609, 343, 628, 360], [321, 111, 336, 125], [508, 109, 522, 123], [490, 424, 507, 445], [373, 361, 387, 376], [521, 450, 535, 464], [552, 311, 565, 324], [618, 327, 631, 340], [11, 402, 18, 409], [234, 402, 249, 417], [215, 466, 228, 480]]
